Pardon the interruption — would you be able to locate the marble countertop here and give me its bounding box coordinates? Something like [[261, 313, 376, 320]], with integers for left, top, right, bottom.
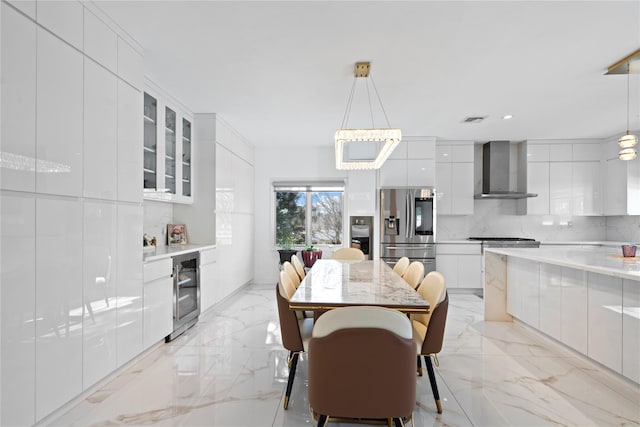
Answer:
[[485, 246, 640, 280], [143, 244, 216, 262], [436, 240, 481, 244]]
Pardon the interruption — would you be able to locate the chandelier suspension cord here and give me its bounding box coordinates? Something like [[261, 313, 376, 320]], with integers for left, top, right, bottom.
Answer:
[[366, 77, 374, 128], [340, 78, 358, 129], [369, 73, 393, 128], [626, 62, 630, 131]]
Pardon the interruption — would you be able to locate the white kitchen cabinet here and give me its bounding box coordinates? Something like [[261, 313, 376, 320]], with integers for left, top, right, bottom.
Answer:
[[539, 264, 562, 341], [82, 201, 117, 388], [35, 198, 83, 421], [506, 258, 539, 328], [36, 0, 83, 50], [379, 159, 407, 187], [84, 59, 117, 200], [36, 27, 83, 197], [1, 3, 36, 192], [143, 86, 194, 204], [571, 161, 601, 215], [200, 248, 218, 312], [435, 143, 474, 215], [1, 193, 36, 427], [622, 279, 640, 383], [116, 204, 144, 366], [118, 80, 143, 202], [436, 244, 482, 288], [550, 161, 601, 216], [379, 138, 436, 187], [526, 162, 550, 215], [143, 258, 173, 349], [83, 8, 117, 73], [603, 137, 640, 215], [435, 163, 452, 214], [561, 267, 588, 354], [549, 162, 572, 216], [407, 159, 435, 187], [527, 142, 602, 215], [587, 272, 623, 373]]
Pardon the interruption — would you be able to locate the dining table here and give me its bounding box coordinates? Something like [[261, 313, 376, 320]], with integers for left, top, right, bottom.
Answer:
[[288, 259, 430, 314]]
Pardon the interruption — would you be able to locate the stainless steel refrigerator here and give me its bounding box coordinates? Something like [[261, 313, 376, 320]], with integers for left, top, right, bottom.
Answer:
[[379, 187, 436, 275]]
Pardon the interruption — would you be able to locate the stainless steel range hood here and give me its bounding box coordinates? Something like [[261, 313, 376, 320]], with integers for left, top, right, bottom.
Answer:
[[474, 141, 537, 199]]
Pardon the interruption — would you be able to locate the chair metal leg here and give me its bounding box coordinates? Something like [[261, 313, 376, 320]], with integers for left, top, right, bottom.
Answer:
[[317, 414, 328, 427], [284, 352, 299, 409], [416, 355, 423, 376], [393, 417, 405, 427], [424, 355, 442, 414]]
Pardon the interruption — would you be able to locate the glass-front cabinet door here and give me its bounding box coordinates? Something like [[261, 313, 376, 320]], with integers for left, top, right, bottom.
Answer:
[[142, 86, 194, 204], [143, 93, 157, 191], [164, 107, 177, 195], [182, 118, 192, 197]]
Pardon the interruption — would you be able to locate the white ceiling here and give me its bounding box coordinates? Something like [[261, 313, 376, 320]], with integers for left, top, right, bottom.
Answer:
[[94, 1, 640, 149]]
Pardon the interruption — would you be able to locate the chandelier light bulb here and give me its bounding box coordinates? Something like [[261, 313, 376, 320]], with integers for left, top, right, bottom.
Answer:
[[618, 147, 638, 161], [618, 132, 638, 149]]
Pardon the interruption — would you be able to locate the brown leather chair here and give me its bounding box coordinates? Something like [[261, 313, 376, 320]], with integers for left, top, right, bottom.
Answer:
[[411, 271, 448, 414], [275, 272, 313, 409], [308, 306, 416, 426], [401, 261, 424, 289]]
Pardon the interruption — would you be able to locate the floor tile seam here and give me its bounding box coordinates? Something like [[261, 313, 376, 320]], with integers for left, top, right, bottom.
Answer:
[[431, 365, 477, 426]]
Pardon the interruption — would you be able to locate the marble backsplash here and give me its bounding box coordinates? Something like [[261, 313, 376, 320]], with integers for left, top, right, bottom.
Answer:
[[437, 199, 608, 241], [605, 215, 640, 243]]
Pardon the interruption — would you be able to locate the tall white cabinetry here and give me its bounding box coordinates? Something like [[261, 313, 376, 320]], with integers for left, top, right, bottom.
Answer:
[[435, 142, 474, 215], [602, 135, 640, 215], [216, 118, 255, 302], [0, 2, 144, 424], [143, 83, 194, 204], [526, 141, 602, 215], [379, 138, 436, 187]]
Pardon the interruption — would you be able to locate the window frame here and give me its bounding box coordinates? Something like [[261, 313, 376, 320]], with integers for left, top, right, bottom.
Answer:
[[273, 181, 345, 248]]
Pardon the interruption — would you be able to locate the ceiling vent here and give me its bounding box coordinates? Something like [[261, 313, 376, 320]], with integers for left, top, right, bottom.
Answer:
[[462, 116, 487, 123]]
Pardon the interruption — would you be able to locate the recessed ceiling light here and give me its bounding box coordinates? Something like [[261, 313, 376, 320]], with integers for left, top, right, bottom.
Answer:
[[503, 115, 513, 120]]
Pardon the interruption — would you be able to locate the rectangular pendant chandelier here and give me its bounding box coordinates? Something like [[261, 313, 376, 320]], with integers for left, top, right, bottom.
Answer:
[[335, 128, 401, 170], [335, 62, 401, 170]]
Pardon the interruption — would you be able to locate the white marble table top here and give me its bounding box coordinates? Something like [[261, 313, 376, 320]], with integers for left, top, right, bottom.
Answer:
[[485, 246, 640, 281], [289, 259, 430, 313]]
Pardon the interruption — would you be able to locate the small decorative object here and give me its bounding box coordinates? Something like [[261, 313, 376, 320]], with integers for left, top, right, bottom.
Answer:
[[622, 244, 637, 258], [168, 224, 187, 246], [301, 245, 323, 268]]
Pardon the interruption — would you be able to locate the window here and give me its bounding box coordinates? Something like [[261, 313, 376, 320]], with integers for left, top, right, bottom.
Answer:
[[274, 182, 344, 247]]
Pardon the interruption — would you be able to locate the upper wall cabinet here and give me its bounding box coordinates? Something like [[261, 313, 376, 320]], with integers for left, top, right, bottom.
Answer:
[[143, 87, 194, 204], [602, 136, 640, 215], [526, 141, 602, 216], [435, 142, 474, 215], [379, 138, 436, 187]]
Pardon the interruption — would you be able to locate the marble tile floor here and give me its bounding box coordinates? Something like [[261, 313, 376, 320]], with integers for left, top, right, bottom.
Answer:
[[48, 284, 639, 427]]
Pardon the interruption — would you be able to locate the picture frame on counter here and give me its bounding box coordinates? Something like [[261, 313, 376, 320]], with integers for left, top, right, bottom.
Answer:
[[168, 224, 188, 246]]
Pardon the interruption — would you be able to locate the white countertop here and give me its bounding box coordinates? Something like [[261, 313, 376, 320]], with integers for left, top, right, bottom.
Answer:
[[143, 244, 216, 262], [436, 240, 481, 244], [485, 246, 640, 280]]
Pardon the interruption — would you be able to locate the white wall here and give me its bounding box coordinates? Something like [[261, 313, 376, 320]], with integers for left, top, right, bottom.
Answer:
[[606, 216, 640, 243]]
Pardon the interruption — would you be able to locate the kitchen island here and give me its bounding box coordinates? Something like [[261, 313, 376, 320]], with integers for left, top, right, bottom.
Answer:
[[484, 246, 639, 384]]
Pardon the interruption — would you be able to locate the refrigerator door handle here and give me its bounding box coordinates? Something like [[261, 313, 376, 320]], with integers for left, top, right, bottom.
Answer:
[[405, 192, 410, 239]]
